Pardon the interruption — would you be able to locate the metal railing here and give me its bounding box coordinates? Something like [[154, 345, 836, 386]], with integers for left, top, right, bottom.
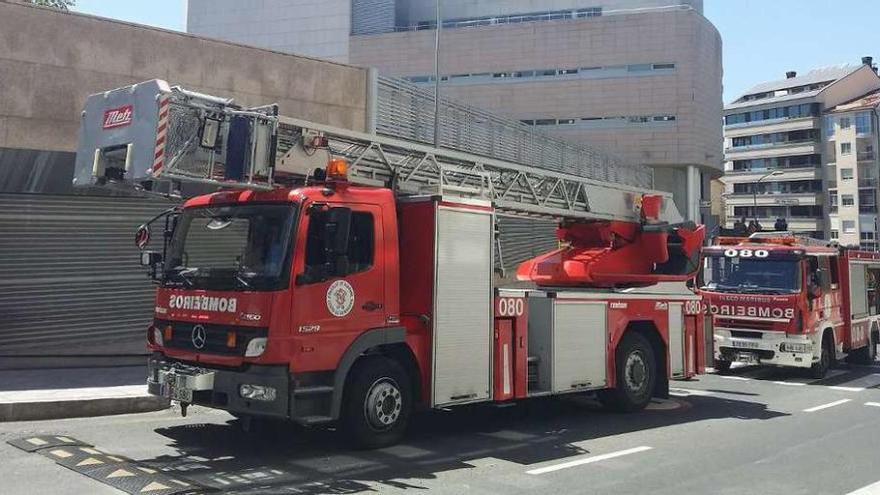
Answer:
[[858, 151, 876, 161], [375, 76, 653, 189]]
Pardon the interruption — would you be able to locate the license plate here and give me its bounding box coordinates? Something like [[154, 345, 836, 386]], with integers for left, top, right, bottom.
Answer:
[[162, 376, 193, 402], [730, 339, 760, 350], [737, 352, 757, 363]]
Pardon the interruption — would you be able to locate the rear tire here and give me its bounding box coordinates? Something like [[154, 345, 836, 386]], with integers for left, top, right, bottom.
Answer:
[[341, 356, 412, 449], [599, 332, 657, 412], [849, 330, 877, 365], [810, 332, 834, 379]]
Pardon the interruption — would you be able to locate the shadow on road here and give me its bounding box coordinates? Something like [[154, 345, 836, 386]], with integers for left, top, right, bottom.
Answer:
[[138, 392, 787, 494]]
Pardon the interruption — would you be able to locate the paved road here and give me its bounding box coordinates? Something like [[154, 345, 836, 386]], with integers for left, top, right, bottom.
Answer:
[[5, 363, 880, 495]]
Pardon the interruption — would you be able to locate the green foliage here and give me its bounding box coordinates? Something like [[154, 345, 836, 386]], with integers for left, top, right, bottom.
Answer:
[[25, 0, 76, 10]]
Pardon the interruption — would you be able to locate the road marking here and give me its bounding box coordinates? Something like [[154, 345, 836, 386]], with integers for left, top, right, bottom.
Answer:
[[865, 402, 880, 408], [772, 381, 806, 386], [526, 446, 652, 475], [719, 376, 751, 381], [803, 399, 851, 412], [829, 386, 866, 392], [669, 388, 716, 397], [846, 479, 880, 494]]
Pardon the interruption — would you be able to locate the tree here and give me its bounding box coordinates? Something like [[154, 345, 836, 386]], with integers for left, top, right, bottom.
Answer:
[[25, 0, 76, 10]]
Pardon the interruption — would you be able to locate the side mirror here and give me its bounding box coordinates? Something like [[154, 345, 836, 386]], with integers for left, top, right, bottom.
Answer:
[[140, 251, 163, 267], [324, 207, 352, 255], [135, 224, 151, 249]]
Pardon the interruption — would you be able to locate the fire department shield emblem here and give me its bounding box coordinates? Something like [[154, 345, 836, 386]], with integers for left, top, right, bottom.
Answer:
[[326, 280, 355, 317]]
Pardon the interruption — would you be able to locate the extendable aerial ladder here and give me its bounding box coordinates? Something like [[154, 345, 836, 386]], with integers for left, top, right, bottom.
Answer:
[[75, 80, 705, 287]]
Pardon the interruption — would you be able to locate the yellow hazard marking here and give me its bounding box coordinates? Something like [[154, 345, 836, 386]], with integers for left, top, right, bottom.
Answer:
[[77, 457, 104, 467], [107, 469, 136, 479], [50, 449, 73, 458], [140, 481, 170, 492], [26, 438, 48, 446], [137, 467, 157, 474], [56, 437, 75, 443]]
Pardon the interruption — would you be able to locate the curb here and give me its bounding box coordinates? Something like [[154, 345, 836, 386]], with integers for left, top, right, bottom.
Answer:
[[0, 395, 170, 422]]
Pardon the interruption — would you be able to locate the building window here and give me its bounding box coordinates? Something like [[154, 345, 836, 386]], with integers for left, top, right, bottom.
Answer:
[[841, 117, 851, 129], [825, 116, 835, 137], [842, 142, 853, 155], [856, 112, 873, 134], [843, 220, 856, 233], [842, 194, 855, 207], [841, 168, 854, 180]]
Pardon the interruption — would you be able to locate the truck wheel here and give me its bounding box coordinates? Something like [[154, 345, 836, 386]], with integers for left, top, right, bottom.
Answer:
[[341, 356, 412, 449], [714, 359, 732, 374], [599, 332, 657, 412], [849, 331, 878, 365], [810, 332, 834, 379]]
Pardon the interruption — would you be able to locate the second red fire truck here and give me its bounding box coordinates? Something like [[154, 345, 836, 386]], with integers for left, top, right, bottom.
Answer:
[[76, 80, 707, 448], [702, 233, 880, 378]]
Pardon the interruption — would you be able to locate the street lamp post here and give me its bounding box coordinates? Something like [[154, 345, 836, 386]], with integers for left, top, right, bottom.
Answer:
[[752, 170, 784, 227], [433, 0, 442, 147]]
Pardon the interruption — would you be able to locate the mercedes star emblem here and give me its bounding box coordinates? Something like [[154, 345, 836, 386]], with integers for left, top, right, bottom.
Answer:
[[191, 324, 207, 350]]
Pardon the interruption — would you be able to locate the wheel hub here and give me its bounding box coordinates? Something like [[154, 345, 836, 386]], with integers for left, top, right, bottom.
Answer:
[[364, 379, 402, 431], [625, 351, 648, 392]]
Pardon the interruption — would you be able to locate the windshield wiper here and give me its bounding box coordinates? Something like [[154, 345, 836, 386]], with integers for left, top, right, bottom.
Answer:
[[166, 266, 197, 288]]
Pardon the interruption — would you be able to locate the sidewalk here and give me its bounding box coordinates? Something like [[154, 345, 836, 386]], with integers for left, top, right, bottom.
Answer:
[[0, 365, 169, 422]]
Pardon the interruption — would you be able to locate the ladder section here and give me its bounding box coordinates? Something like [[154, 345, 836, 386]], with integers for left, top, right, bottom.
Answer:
[[276, 116, 683, 224]]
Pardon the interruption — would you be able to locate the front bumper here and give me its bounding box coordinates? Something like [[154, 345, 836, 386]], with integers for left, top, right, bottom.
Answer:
[[714, 329, 817, 368], [147, 354, 291, 418]]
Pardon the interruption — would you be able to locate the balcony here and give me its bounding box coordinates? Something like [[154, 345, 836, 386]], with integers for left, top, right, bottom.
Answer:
[[723, 167, 821, 182], [860, 205, 878, 214], [723, 116, 819, 134], [725, 141, 822, 160], [725, 191, 823, 207], [859, 178, 878, 188], [726, 217, 823, 231], [858, 151, 876, 162]]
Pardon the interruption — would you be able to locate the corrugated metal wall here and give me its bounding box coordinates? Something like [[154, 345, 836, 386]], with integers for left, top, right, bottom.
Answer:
[[0, 193, 177, 355], [496, 216, 557, 277]]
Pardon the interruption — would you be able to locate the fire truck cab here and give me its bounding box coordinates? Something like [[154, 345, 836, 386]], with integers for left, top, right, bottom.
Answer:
[[702, 233, 880, 378]]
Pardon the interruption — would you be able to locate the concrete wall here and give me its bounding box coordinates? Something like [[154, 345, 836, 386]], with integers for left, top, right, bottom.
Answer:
[[0, 0, 369, 153], [188, 0, 352, 63]]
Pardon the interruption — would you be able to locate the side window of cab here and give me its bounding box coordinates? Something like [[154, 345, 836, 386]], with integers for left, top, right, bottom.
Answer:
[[299, 206, 375, 284]]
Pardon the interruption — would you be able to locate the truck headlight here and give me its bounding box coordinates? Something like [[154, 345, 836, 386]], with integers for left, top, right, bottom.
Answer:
[[239, 384, 276, 401], [151, 326, 164, 346], [244, 337, 267, 357], [781, 342, 811, 353]]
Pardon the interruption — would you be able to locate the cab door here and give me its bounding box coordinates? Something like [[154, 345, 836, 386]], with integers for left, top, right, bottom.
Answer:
[[290, 203, 386, 371]]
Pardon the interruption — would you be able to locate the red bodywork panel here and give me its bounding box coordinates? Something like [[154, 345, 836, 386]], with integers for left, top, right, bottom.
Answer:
[[517, 220, 705, 287]]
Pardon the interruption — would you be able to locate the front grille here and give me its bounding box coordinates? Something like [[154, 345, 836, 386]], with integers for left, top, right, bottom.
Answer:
[[155, 319, 268, 356], [716, 318, 776, 331], [730, 330, 762, 339]]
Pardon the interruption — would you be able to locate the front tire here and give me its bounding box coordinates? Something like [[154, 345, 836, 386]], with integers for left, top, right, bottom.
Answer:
[[714, 359, 732, 374], [810, 332, 834, 379], [849, 330, 877, 365], [599, 332, 657, 412], [341, 356, 412, 449]]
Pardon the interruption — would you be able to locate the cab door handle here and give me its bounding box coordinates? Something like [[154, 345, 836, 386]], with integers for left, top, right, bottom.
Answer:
[[362, 301, 383, 311]]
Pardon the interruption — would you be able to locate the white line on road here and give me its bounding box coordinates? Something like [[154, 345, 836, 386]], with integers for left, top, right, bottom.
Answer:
[[845, 479, 880, 494], [865, 402, 880, 408], [803, 399, 852, 413], [719, 376, 751, 381], [526, 446, 653, 475], [829, 386, 866, 392], [772, 381, 806, 386]]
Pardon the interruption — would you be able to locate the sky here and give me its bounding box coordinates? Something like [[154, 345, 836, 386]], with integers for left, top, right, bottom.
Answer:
[[71, 0, 880, 104]]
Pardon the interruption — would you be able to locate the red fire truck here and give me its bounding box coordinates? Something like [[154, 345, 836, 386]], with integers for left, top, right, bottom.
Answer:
[[77, 80, 706, 448], [702, 233, 880, 378]]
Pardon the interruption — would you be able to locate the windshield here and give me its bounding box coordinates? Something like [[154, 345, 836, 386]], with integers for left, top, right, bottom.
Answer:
[[164, 203, 297, 291], [701, 255, 801, 294]]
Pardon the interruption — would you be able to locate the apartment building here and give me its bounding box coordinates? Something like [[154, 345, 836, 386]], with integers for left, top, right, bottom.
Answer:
[[187, 0, 723, 222], [825, 89, 880, 249], [721, 61, 880, 239]]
